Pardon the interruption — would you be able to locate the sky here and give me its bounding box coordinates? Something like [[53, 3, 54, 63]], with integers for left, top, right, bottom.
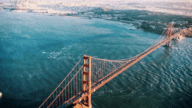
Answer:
[[1, 0, 192, 3]]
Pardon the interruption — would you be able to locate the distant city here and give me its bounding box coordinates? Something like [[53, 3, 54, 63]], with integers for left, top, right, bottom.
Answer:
[[1, 0, 191, 35]]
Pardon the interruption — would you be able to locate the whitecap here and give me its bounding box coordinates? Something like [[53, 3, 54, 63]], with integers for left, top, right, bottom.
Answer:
[[48, 51, 63, 59], [42, 51, 46, 54], [179, 78, 184, 83]]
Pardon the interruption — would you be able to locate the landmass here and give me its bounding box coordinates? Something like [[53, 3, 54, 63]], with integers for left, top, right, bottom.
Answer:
[[0, 1, 192, 37]]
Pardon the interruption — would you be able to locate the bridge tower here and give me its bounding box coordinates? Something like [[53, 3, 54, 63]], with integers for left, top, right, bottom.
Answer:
[[166, 23, 173, 47], [74, 55, 92, 108]]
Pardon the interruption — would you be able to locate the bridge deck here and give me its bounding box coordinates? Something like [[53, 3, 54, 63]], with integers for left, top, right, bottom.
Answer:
[[71, 33, 179, 105], [39, 28, 181, 108]]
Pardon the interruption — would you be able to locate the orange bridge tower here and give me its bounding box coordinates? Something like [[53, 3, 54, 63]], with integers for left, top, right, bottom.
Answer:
[[166, 23, 174, 47]]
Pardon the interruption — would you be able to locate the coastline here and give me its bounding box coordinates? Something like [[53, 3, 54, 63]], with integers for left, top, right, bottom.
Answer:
[[0, 2, 192, 37]]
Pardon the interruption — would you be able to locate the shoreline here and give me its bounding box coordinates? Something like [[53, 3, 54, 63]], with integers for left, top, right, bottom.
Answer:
[[1, 2, 192, 37]]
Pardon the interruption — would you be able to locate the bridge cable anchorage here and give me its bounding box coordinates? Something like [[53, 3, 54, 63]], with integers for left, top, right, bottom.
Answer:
[[39, 23, 184, 108]]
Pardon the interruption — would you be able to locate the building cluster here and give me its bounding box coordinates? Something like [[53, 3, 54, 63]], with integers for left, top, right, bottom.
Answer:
[[10, 0, 34, 3]]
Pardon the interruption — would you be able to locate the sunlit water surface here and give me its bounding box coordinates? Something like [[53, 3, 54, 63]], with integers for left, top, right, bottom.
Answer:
[[0, 10, 192, 108]]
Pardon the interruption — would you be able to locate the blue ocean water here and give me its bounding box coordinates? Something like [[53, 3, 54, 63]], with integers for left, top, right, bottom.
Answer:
[[0, 10, 192, 108]]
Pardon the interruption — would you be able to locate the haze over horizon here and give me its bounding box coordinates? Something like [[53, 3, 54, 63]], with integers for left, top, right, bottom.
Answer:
[[1, 0, 192, 3]]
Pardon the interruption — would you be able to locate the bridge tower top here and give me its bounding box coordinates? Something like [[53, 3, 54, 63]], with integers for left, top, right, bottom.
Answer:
[[166, 23, 174, 38]]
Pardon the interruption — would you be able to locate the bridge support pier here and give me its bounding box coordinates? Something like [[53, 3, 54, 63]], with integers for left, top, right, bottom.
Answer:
[[166, 41, 171, 47], [176, 34, 182, 40]]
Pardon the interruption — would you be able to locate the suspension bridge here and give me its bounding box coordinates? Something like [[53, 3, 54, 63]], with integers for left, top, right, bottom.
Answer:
[[39, 23, 185, 108]]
